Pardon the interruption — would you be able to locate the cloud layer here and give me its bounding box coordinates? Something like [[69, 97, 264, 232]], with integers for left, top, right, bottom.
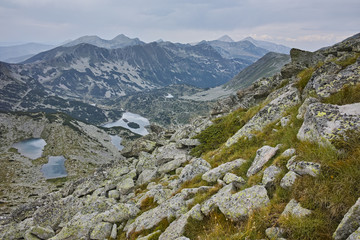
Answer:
[[0, 0, 359, 50]]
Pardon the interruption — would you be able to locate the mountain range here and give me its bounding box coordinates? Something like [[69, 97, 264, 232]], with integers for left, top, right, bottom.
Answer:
[[0, 34, 292, 126]]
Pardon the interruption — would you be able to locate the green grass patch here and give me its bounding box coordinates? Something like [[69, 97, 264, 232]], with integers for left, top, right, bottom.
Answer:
[[322, 83, 360, 105], [288, 132, 360, 239], [184, 208, 242, 240], [295, 67, 315, 93], [335, 53, 360, 68], [139, 196, 159, 214]]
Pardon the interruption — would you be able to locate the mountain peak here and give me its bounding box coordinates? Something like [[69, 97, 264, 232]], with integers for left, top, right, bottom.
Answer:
[[217, 35, 234, 42], [112, 34, 130, 41]]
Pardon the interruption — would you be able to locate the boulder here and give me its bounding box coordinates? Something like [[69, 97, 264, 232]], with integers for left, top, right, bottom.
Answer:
[[137, 230, 162, 240], [177, 139, 201, 148], [201, 184, 234, 216], [117, 177, 135, 195], [49, 212, 102, 240], [226, 86, 300, 147], [100, 203, 140, 223], [137, 168, 159, 186], [24, 232, 41, 240], [121, 139, 157, 157], [178, 158, 211, 184], [29, 226, 55, 239], [333, 197, 360, 240], [136, 151, 157, 173], [262, 165, 282, 188], [304, 60, 360, 98], [265, 227, 285, 239], [158, 155, 189, 174], [217, 185, 270, 221], [110, 224, 117, 239], [296, 97, 318, 120], [280, 171, 299, 189], [202, 158, 246, 182], [297, 102, 360, 144], [247, 145, 279, 177], [280, 116, 290, 127], [108, 190, 120, 200], [90, 222, 113, 240], [222, 173, 246, 188], [281, 199, 311, 218], [281, 148, 296, 158], [286, 156, 321, 177], [155, 143, 188, 166]]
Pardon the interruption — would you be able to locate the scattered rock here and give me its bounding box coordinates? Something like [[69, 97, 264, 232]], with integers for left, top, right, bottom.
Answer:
[[247, 145, 279, 177], [297, 102, 360, 144], [223, 173, 246, 188], [122, 139, 157, 157], [281, 148, 296, 158], [286, 156, 321, 177], [262, 165, 282, 188], [217, 185, 270, 221], [137, 168, 159, 186], [117, 178, 135, 195], [29, 226, 55, 239], [108, 190, 120, 200], [100, 203, 140, 223], [333, 197, 360, 240], [178, 158, 211, 184], [226, 86, 300, 147], [202, 158, 246, 182], [280, 116, 290, 127], [281, 199, 312, 218], [296, 97, 319, 120], [110, 223, 117, 239], [90, 222, 113, 240], [280, 171, 299, 189], [177, 139, 201, 148], [137, 230, 162, 240], [265, 227, 285, 239]]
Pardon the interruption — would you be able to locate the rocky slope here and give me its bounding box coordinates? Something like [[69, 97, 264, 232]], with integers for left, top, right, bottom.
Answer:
[[0, 33, 360, 240]]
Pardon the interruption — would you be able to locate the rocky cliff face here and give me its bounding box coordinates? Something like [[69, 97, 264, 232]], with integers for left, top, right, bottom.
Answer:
[[0, 33, 360, 240]]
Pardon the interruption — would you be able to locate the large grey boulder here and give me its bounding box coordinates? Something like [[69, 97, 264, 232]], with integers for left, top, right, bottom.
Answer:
[[297, 102, 360, 144], [202, 158, 246, 183], [265, 227, 285, 239], [29, 226, 55, 239], [281, 148, 296, 158], [90, 222, 113, 240], [247, 145, 279, 177], [178, 158, 211, 184], [304, 60, 360, 98], [155, 143, 188, 166], [136, 151, 157, 173], [49, 212, 102, 240], [223, 173, 246, 188], [137, 168, 159, 186], [280, 171, 299, 189], [201, 184, 234, 216], [217, 185, 270, 221], [177, 139, 201, 148], [121, 139, 157, 157], [296, 97, 319, 119], [286, 156, 321, 177], [262, 165, 282, 188], [226, 86, 300, 147], [100, 203, 140, 223], [333, 197, 360, 240], [281, 199, 311, 218], [158, 155, 189, 174], [117, 177, 135, 195]]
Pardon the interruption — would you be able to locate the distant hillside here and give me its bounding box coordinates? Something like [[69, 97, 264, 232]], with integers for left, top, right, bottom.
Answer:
[[0, 43, 54, 63], [243, 37, 291, 54], [225, 52, 291, 90]]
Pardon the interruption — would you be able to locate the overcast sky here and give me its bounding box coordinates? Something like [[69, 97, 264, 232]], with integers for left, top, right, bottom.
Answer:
[[0, 0, 359, 51]]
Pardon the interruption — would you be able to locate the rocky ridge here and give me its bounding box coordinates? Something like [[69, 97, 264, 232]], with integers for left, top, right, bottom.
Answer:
[[0, 33, 360, 239]]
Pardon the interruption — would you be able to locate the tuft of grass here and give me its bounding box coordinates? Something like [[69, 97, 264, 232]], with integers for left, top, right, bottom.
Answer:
[[322, 83, 360, 105], [296, 67, 315, 93], [123, 217, 174, 240], [184, 208, 242, 240], [289, 132, 360, 238], [139, 196, 159, 214]]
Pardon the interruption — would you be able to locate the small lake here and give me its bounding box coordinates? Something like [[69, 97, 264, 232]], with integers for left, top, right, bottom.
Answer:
[[110, 135, 124, 150], [12, 138, 47, 160], [103, 112, 150, 136], [41, 156, 68, 179]]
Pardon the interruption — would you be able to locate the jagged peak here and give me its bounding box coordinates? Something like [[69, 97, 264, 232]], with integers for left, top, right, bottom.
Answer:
[[217, 35, 234, 42]]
